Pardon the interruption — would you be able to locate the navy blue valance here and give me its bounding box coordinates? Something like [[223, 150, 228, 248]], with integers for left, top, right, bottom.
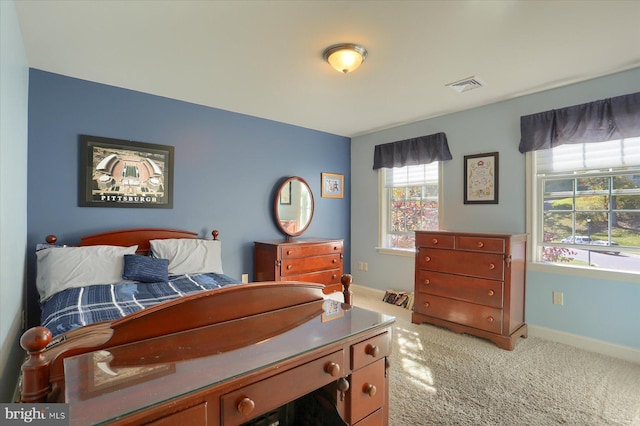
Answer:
[[373, 132, 452, 169], [519, 92, 640, 153]]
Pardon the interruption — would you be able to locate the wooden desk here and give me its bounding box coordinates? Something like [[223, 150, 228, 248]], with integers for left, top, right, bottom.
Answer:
[[64, 300, 394, 425]]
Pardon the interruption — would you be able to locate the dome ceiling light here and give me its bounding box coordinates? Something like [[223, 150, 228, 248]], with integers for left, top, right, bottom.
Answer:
[[322, 43, 368, 74]]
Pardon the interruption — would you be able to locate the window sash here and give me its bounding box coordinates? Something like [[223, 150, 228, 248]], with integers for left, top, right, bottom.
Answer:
[[530, 139, 640, 273], [380, 163, 440, 250]]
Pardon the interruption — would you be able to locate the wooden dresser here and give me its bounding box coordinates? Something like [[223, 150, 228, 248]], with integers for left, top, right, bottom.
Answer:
[[254, 239, 344, 294], [412, 231, 527, 350], [64, 301, 394, 425]]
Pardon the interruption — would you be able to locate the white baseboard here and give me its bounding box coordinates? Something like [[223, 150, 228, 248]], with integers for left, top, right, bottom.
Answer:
[[528, 324, 640, 364], [350, 284, 639, 365]]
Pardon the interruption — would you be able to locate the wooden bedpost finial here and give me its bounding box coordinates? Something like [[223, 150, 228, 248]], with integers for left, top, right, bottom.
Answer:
[[45, 235, 58, 244], [20, 327, 53, 402], [341, 274, 353, 307], [212, 230, 219, 240]]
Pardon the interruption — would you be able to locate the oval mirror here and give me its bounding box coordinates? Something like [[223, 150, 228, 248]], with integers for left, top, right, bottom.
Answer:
[[274, 176, 314, 238]]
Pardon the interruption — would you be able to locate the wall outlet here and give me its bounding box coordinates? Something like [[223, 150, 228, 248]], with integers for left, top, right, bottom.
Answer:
[[358, 262, 369, 271], [553, 291, 563, 305], [241, 274, 249, 284]]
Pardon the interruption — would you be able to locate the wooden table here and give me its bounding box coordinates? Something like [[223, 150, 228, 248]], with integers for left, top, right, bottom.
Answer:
[[64, 299, 395, 425]]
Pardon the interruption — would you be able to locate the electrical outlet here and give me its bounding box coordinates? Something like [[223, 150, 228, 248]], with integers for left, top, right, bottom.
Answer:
[[363, 262, 368, 272], [553, 291, 563, 305], [241, 274, 249, 284]]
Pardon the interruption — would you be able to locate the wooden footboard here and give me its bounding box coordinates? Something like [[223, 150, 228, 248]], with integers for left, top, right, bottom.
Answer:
[[20, 275, 353, 403]]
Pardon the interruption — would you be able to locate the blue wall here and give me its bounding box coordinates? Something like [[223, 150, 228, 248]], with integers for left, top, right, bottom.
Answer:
[[26, 69, 350, 326]]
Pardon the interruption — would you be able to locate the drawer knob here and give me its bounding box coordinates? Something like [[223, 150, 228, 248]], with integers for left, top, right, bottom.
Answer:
[[337, 377, 350, 393], [487, 316, 494, 323], [477, 241, 484, 248], [332, 274, 337, 279], [364, 383, 377, 397], [366, 344, 380, 358], [432, 238, 438, 244], [287, 265, 293, 270], [325, 362, 341, 377], [334, 246, 340, 250], [487, 289, 495, 296], [488, 263, 495, 270], [237, 397, 255, 416], [424, 302, 430, 308], [424, 256, 431, 262], [332, 259, 337, 263], [423, 279, 430, 285], [286, 250, 292, 255]]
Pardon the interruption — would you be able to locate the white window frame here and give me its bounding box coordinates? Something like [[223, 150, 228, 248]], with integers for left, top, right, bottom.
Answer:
[[377, 162, 443, 257], [526, 148, 640, 283]]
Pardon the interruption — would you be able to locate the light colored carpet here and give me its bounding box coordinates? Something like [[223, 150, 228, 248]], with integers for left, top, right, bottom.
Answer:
[[347, 286, 640, 426]]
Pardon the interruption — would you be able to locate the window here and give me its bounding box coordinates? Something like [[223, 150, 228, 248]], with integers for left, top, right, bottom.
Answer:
[[379, 163, 441, 251], [529, 137, 640, 274]]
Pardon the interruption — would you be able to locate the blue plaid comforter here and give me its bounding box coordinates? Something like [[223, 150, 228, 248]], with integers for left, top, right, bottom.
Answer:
[[41, 273, 242, 337]]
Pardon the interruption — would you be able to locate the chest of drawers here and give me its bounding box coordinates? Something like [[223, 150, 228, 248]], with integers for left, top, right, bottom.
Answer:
[[254, 239, 344, 294], [412, 231, 528, 350]]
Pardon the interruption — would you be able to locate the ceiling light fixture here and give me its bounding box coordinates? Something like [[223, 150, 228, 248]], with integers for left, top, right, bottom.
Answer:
[[323, 43, 368, 74]]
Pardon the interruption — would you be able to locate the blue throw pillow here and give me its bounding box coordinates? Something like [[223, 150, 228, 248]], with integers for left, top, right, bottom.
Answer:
[[123, 254, 169, 283]]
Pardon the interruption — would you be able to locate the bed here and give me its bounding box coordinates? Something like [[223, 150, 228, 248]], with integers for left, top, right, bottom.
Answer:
[[19, 227, 356, 409]]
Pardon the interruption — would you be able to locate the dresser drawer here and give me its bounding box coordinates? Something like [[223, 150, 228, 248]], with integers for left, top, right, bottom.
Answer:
[[351, 331, 390, 371], [280, 269, 342, 285], [349, 358, 386, 425], [415, 270, 504, 308], [414, 293, 503, 334], [456, 236, 505, 253], [280, 254, 341, 276], [221, 350, 344, 426], [146, 403, 208, 425], [280, 242, 343, 259], [353, 407, 383, 426], [417, 248, 504, 281], [416, 232, 455, 249]]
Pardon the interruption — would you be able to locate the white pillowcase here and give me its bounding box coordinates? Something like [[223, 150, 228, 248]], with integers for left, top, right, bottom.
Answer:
[[36, 245, 138, 301], [150, 239, 223, 275]]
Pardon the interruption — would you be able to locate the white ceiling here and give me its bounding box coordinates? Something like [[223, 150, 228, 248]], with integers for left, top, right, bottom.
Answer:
[[14, 1, 640, 138]]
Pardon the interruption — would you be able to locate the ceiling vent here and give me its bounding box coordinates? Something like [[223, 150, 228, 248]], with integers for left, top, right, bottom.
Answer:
[[446, 76, 485, 93]]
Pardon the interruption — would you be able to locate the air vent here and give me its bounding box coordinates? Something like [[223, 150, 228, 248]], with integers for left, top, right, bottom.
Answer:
[[446, 76, 485, 93]]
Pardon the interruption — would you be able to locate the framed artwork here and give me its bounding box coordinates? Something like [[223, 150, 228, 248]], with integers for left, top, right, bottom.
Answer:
[[79, 135, 174, 208], [321, 172, 344, 198], [280, 181, 291, 205], [464, 152, 499, 204]]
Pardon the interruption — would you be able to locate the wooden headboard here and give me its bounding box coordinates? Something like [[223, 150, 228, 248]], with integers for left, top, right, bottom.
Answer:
[[45, 228, 219, 255]]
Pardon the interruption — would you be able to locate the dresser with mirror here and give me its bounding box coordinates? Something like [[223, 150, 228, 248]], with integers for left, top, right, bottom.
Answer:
[[254, 176, 344, 294]]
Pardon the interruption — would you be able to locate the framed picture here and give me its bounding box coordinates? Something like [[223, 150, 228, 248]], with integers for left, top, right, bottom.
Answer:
[[79, 135, 174, 208], [280, 181, 291, 205], [321, 172, 344, 198], [80, 350, 175, 400], [464, 152, 499, 204]]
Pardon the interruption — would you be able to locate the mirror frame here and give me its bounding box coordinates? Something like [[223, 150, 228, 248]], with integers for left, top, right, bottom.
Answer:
[[274, 176, 315, 238]]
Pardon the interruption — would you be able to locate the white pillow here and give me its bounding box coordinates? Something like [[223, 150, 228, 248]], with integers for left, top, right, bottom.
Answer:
[[36, 245, 138, 301], [150, 239, 223, 275]]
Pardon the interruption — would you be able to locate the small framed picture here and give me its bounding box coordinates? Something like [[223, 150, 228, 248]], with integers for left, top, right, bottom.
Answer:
[[279, 181, 291, 205], [321, 172, 344, 198], [464, 152, 498, 204]]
